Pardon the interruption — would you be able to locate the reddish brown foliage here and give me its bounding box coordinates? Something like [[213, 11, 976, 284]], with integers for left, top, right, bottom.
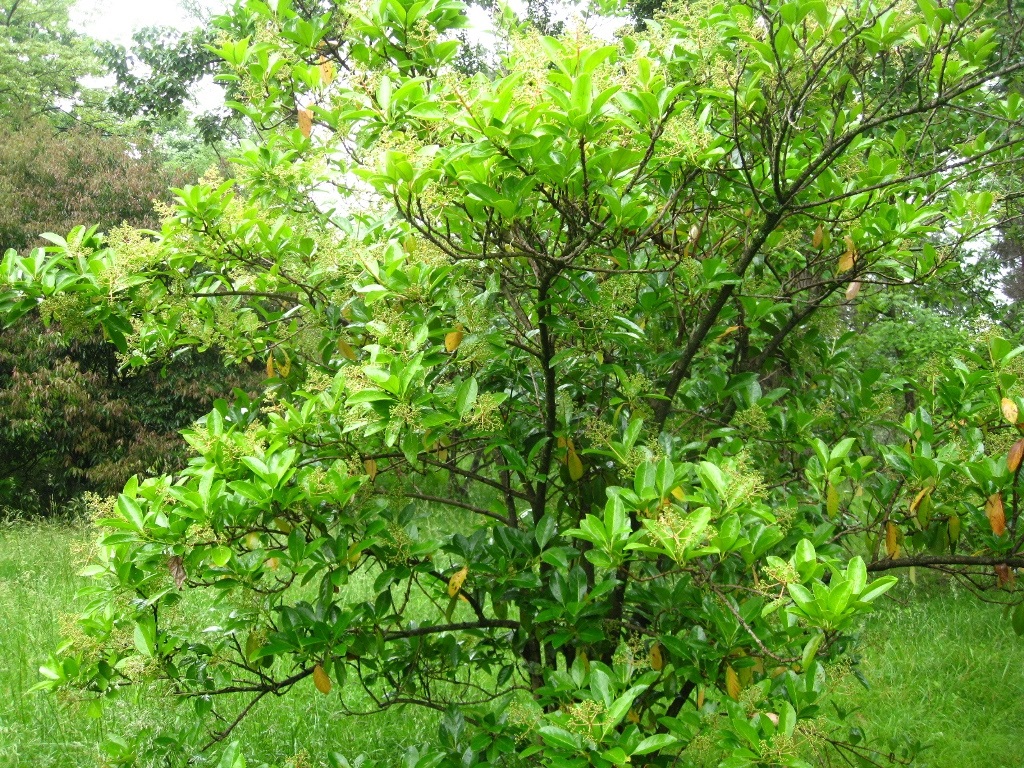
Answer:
[[0, 116, 171, 252]]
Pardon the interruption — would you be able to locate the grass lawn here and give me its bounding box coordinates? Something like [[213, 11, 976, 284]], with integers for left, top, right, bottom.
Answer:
[[2, 523, 1023, 767], [838, 579, 1024, 768]]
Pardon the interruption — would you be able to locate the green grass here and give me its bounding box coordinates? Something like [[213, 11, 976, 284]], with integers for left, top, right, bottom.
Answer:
[[3, 524, 1024, 767], [838, 581, 1024, 768], [0, 523, 437, 767]]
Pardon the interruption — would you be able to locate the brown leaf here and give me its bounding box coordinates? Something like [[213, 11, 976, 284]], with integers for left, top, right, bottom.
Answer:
[[996, 564, 1016, 588], [313, 663, 332, 694], [1008, 439, 1024, 473], [298, 108, 313, 138], [885, 521, 900, 558], [650, 642, 664, 671], [812, 223, 824, 249], [167, 555, 186, 589], [845, 281, 861, 300], [1002, 397, 1019, 425], [725, 665, 741, 700], [448, 565, 469, 597], [986, 493, 1007, 536], [444, 330, 464, 353]]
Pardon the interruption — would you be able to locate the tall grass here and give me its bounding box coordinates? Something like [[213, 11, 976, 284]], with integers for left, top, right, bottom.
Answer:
[[2, 524, 1023, 766], [0, 524, 436, 767], [838, 581, 1024, 768]]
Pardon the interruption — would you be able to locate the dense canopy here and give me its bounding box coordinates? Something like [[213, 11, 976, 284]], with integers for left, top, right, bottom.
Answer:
[[4, 1, 1024, 766]]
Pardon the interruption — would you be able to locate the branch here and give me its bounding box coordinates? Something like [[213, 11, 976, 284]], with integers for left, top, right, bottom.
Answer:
[[385, 619, 519, 640], [866, 554, 1024, 572]]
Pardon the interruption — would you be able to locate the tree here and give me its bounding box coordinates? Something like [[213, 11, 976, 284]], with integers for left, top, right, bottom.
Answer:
[[0, 118, 172, 252], [7, 0, 1024, 766], [0, 0, 103, 123]]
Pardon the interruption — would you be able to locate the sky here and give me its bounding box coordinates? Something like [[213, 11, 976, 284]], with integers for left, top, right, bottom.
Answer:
[[71, 0, 224, 46], [71, 0, 229, 111]]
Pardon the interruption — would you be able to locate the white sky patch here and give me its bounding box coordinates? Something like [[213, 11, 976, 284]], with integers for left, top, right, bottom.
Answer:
[[71, 0, 215, 46]]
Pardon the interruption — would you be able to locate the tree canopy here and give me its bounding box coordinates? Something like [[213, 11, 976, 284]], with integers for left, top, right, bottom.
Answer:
[[4, 0, 1024, 766], [0, 0, 104, 122]]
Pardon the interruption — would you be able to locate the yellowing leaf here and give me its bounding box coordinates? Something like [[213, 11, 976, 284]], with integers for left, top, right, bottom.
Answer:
[[627, 708, 641, 724], [338, 338, 358, 361], [277, 351, 291, 378], [447, 565, 469, 597], [947, 513, 961, 551], [298, 108, 313, 138], [812, 223, 824, 249], [909, 487, 930, 515], [567, 449, 584, 481], [986, 493, 1006, 536], [696, 686, 706, 708], [1009, 439, 1024, 473], [1002, 397, 1019, 425], [245, 632, 261, 660], [650, 642, 664, 671], [826, 484, 839, 517], [444, 330, 464, 352], [885, 521, 900, 558], [715, 325, 740, 343], [363, 458, 377, 481], [670, 486, 685, 501], [725, 665, 741, 700], [838, 236, 857, 273], [274, 517, 293, 533], [266, 357, 275, 378], [313, 663, 332, 694], [266, 557, 280, 570], [845, 280, 861, 300], [319, 60, 336, 85]]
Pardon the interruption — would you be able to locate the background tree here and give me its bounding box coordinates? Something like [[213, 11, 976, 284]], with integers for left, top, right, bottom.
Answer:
[[0, 5, 257, 516], [0, 118, 170, 251], [6, 1, 1024, 766], [0, 0, 105, 124]]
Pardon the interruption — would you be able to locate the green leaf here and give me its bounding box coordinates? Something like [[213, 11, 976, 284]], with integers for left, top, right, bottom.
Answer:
[[456, 378, 478, 418], [632, 734, 677, 756]]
